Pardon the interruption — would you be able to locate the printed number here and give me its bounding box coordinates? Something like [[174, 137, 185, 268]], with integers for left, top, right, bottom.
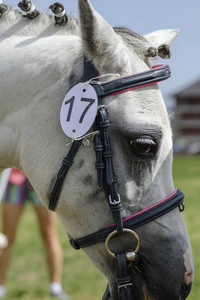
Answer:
[[79, 98, 95, 123], [65, 96, 75, 122], [65, 97, 95, 124]]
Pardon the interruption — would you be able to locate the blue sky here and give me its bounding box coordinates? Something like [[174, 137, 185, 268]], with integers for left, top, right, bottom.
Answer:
[[6, 0, 200, 109]]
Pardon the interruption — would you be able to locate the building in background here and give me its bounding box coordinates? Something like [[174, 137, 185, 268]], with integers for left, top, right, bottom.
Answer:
[[173, 79, 200, 154]]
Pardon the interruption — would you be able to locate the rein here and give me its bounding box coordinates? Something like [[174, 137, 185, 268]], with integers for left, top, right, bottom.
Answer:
[[49, 58, 185, 299]]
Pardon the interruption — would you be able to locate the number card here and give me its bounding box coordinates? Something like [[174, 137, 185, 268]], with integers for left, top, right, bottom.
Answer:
[[60, 83, 98, 139]]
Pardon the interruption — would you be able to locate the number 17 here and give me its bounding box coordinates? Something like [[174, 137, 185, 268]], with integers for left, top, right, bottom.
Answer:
[[65, 97, 95, 124]]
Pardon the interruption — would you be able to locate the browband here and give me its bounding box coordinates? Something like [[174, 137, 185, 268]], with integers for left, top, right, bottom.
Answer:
[[92, 65, 171, 97], [69, 189, 184, 250]]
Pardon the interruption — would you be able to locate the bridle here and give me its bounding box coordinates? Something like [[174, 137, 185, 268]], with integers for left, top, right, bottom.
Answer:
[[48, 57, 185, 299]]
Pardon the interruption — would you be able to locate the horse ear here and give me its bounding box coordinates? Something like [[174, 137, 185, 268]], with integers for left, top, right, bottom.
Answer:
[[78, 0, 128, 73], [144, 29, 180, 60]]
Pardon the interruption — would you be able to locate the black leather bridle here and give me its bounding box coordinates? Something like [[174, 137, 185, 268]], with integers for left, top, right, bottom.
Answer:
[[48, 57, 185, 300]]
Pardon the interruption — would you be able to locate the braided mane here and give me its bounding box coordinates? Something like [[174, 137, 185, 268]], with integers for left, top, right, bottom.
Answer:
[[0, 4, 78, 37], [0, 2, 169, 65]]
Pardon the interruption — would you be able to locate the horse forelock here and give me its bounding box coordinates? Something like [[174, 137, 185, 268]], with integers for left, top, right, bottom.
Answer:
[[114, 26, 155, 65], [0, 5, 78, 37], [114, 27, 148, 46]]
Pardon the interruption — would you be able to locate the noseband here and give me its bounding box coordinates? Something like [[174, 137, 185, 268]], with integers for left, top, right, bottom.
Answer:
[[49, 57, 185, 300]]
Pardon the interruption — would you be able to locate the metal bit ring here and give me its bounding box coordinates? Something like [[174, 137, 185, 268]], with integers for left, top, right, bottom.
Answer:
[[105, 228, 140, 260]]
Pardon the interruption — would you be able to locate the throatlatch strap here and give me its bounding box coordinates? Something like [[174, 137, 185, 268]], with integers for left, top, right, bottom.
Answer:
[[49, 56, 98, 211], [49, 140, 82, 211]]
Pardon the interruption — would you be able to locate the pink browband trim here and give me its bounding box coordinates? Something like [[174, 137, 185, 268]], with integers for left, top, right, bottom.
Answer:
[[106, 189, 178, 228], [151, 64, 166, 69]]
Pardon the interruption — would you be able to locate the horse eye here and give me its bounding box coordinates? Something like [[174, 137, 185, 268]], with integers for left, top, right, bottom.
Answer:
[[130, 137, 157, 157]]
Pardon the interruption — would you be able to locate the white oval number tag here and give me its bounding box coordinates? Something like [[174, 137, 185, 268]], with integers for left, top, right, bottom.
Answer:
[[60, 83, 98, 139]]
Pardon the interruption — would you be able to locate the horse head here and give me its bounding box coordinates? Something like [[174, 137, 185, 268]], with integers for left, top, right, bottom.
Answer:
[[0, 0, 193, 299], [65, 1, 193, 299]]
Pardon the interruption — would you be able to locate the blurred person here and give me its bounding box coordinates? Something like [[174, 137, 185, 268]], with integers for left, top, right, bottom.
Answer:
[[0, 169, 68, 299]]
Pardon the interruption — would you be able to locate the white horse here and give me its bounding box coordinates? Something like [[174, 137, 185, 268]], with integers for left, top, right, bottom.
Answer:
[[0, 1, 193, 299]]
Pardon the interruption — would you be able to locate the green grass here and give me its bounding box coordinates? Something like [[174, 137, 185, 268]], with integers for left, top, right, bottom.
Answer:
[[0, 206, 106, 300], [173, 155, 200, 300], [0, 155, 199, 299]]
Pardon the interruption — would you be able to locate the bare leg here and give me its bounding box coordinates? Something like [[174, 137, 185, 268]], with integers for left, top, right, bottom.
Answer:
[[0, 203, 23, 285], [34, 206, 63, 284]]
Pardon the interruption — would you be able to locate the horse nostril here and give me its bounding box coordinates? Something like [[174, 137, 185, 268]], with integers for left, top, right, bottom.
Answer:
[[184, 269, 193, 286]]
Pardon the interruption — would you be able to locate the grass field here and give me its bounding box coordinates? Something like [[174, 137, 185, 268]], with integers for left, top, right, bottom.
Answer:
[[0, 155, 199, 299], [173, 155, 200, 300]]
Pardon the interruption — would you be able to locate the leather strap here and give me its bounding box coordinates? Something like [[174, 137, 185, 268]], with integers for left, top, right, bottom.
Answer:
[[102, 253, 133, 300], [116, 252, 133, 299], [84, 56, 99, 80], [93, 117, 105, 187], [48, 56, 98, 211], [102, 284, 111, 300], [96, 105, 123, 234], [92, 65, 171, 97], [49, 140, 82, 211], [69, 189, 184, 249]]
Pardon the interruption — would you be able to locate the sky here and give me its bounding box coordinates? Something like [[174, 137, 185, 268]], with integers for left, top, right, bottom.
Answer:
[[5, 0, 200, 110]]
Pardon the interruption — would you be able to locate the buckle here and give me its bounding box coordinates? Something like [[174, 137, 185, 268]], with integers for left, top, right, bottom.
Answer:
[[118, 283, 133, 293], [109, 194, 121, 205]]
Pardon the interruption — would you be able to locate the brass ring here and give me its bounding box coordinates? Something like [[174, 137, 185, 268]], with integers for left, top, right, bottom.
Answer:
[[105, 228, 140, 259]]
